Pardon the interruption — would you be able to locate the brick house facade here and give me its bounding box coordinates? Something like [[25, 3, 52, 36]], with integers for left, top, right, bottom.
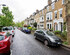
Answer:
[[25, 0, 67, 32]]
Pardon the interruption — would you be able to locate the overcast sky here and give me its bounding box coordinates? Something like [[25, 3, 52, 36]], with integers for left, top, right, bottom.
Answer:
[[0, 0, 54, 22]]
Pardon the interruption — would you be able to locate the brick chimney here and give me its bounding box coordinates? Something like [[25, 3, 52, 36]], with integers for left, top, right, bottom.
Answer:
[[36, 9, 39, 13], [48, 0, 52, 5]]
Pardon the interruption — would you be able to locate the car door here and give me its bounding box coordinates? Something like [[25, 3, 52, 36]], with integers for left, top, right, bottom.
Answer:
[[35, 31, 40, 39], [38, 31, 45, 41]]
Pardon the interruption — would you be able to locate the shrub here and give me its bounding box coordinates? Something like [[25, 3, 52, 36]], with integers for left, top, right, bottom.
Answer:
[[63, 41, 68, 45], [27, 25, 30, 28], [61, 31, 67, 40], [28, 27, 32, 30], [33, 22, 37, 28], [32, 28, 37, 30], [54, 31, 62, 34]]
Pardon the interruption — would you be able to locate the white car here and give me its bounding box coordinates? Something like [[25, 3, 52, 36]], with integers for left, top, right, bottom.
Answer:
[[2, 27, 15, 37]]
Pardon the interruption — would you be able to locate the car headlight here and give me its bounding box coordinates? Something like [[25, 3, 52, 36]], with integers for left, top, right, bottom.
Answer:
[[50, 38, 56, 42]]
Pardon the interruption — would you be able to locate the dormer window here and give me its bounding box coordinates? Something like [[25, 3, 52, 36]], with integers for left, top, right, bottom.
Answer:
[[51, 2, 55, 9], [62, 0, 65, 4]]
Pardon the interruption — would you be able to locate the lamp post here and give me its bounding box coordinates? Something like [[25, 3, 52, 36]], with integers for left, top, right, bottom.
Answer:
[[0, 4, 6, 15], [0, 4, 6, 6]]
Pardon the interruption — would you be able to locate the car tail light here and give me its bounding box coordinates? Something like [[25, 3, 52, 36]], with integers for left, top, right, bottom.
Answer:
[[12, 31, 14, 33]]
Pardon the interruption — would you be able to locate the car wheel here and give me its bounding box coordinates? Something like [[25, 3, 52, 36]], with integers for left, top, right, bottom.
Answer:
[[35, 36, 37, 39], [44, 40, 48, 46], [12, 35, 14, 37]]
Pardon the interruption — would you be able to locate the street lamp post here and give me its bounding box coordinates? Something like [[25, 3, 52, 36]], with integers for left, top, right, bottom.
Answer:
[[0, 4, 6, 15]]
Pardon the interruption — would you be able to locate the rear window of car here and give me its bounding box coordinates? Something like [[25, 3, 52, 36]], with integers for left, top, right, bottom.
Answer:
[[46, 31, 55, 36], [23, 27, 27, 30], [0, 35, 5, 41], [2, 27, 9, 31], [8, 27, 12, 30]]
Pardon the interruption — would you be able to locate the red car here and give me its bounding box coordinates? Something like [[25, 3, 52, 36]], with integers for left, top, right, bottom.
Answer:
[[0, 32, 13, 55]]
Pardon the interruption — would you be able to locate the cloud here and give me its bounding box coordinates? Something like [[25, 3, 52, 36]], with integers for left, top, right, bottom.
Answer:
[[0, 0, 54, 22]]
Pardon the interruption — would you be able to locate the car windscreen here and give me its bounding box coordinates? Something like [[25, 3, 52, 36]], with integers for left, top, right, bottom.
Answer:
[[2, 27, 9, 31], [0, 35, 5, 41], [46, 31, 55, 36]]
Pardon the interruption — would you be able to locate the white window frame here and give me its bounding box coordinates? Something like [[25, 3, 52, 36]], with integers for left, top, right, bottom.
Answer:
[[50, 12, 52, 20], [62, 0, 65, 4], [54, 10, 57, 18], [47, 22, 52, 29], [51, 2, 55, 9], [40, 16, 44, 22], [59, 8, 63, 18]]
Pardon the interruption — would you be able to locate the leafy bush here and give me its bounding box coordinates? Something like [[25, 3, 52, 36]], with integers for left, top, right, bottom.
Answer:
[[27, 25, 30, 29], [32, 28, 37, 30], [61, 31, 67, 40], [54, 31, 62, 34], [28, 27, 32, 30], [33, 22, 37, 28], [63, 41, 68, 45]]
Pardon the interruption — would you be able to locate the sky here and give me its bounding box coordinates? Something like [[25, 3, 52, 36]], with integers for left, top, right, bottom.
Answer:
[[0, 0, 54, 22]]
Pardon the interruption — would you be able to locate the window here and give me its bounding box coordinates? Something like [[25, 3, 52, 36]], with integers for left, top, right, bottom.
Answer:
[[59, 10, 62, 17], [50, 12, 52, 20], [47, 14, 49, 20], [55, 12, 57, 18], [47, 16, 49, 20], [0, 35, 5, 41], [2, 27, 9, 31], [51, 3, 55, 9], [47, 24, 49, 29], [42, 17, 43, 20], [47, 6, 49, 11], [40, 25, 43, 27], [39, 31, 45, 35], [50, 24, 52, 29], [56, 24, 58, 30], [46, 31, 54, 36], [62, 0, 65, 4]]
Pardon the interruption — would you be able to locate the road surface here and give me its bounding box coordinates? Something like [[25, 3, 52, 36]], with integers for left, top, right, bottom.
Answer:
[[12, 29, 70, 55]]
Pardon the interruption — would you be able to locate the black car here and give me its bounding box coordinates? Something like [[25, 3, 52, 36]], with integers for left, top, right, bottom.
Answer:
[[34, 30, 62, 46], [21, 27, 31, 33]]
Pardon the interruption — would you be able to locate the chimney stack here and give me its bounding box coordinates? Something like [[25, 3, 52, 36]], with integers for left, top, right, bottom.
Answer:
[[48, 0, 52, 5]]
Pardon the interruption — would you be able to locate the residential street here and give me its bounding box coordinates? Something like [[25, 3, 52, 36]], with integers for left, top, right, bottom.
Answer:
[[12, 29, 70, 55]]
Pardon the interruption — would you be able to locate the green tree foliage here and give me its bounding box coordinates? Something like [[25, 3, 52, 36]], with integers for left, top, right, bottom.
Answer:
[[21, 21, 24, 27], [0, 7, 14, 26], [33, 22, 37, 28], [15, 22, 22, 27]]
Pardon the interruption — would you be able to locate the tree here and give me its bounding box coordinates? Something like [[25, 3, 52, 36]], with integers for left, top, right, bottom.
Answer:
[[21, 21, 24, 27], [0, 7, 14, 26], [33, 22, 37, 28]]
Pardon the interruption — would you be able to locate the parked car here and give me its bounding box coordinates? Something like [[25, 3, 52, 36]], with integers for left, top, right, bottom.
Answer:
[[2, 27, 15, 37], [34, 30, 62, 46], [21, 27, 31, 33], [0, 32, 13, 55]]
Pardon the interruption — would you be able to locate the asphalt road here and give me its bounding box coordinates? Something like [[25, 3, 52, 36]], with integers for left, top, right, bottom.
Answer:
[[12, 29, 70, 55]]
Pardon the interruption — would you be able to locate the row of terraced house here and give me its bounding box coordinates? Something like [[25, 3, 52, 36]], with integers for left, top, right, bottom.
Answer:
[[24, 0, 67, 32]]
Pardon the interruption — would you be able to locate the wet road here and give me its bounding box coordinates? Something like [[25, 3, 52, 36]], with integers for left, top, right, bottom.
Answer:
[[12, 29, 70, 55]]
